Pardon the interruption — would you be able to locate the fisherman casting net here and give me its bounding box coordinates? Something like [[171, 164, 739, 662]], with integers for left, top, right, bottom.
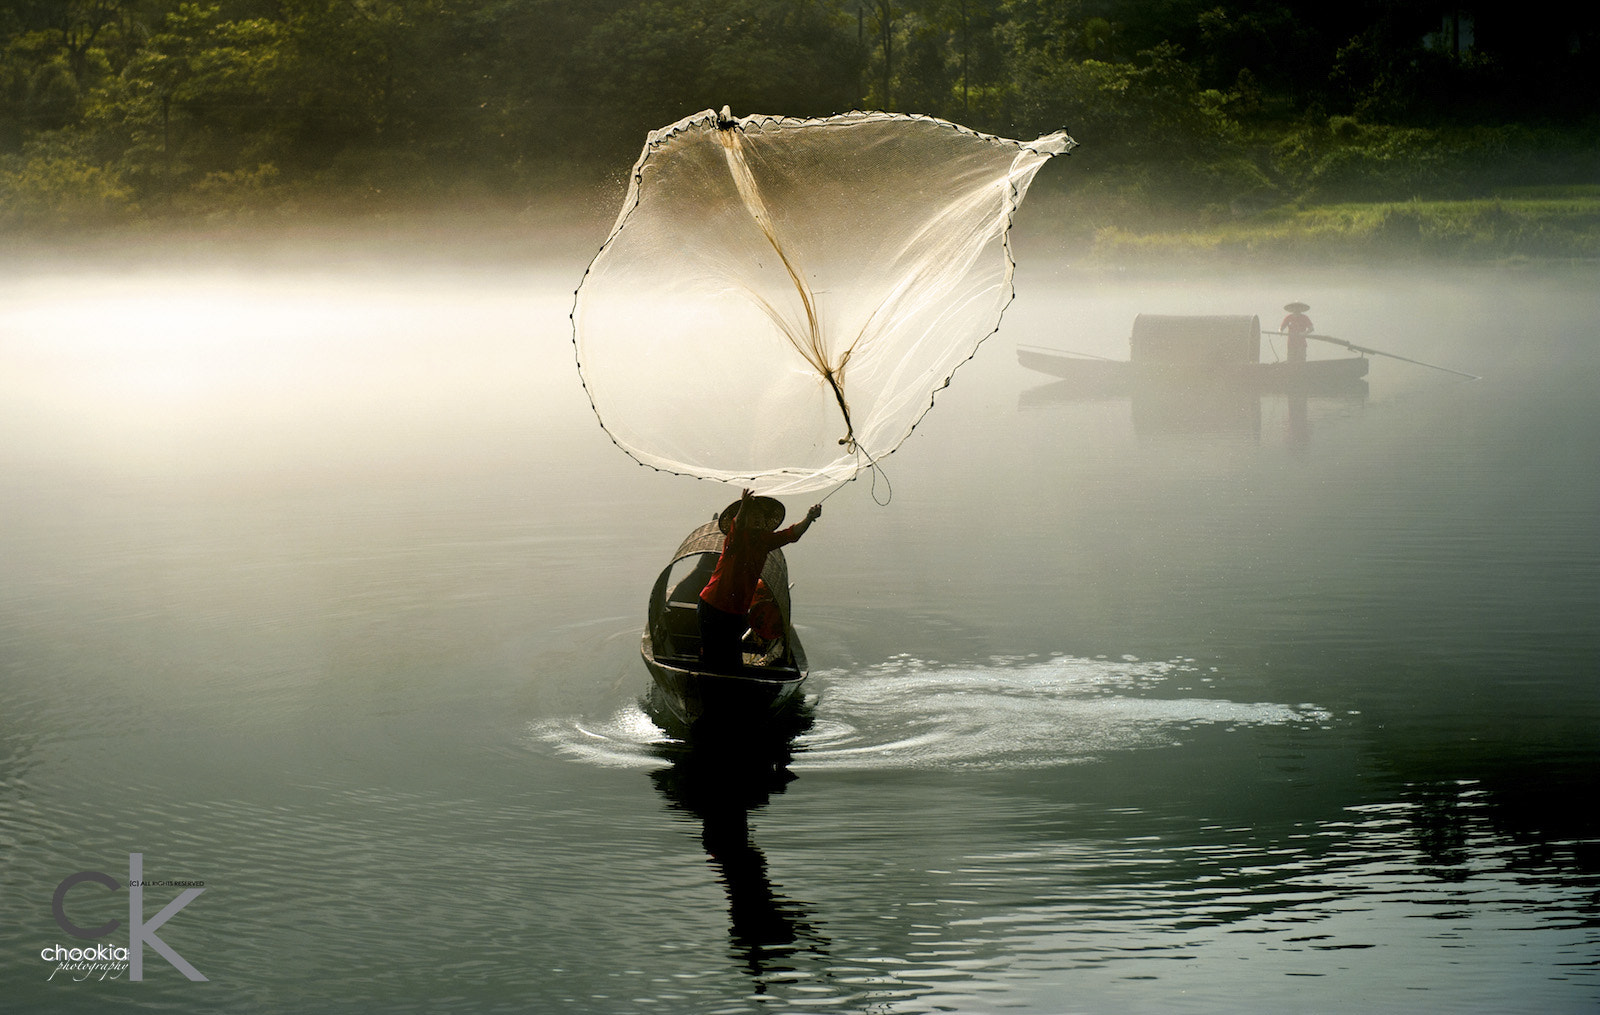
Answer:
[[572, 108, 1074, 496]]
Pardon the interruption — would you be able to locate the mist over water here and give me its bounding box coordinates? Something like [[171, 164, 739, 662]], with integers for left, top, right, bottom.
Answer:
[[2, 226, 1596, 1013]]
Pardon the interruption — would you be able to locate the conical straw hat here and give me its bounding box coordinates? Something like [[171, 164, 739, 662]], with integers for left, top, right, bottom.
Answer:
[[718, 496, 785, 535]]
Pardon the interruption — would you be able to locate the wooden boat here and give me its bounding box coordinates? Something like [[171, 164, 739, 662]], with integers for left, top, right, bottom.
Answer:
[[1018, 313, 1368, 396], [1017, 346, 1370, 395], [641, 519, 809, 732]]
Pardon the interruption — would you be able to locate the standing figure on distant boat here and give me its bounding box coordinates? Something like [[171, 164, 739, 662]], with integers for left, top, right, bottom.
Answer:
[[699, 490, 821, 672], [1282, 302, 1314, 364]]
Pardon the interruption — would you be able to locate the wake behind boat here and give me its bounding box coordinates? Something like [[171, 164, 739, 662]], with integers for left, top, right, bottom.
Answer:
[[641, 519, 809, 734]]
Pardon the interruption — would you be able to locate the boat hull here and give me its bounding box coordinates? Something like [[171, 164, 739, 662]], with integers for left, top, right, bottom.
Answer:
[[642, 637, 807, 732]]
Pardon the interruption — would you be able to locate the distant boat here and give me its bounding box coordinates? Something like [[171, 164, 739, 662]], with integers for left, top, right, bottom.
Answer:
[[1017, 347, 1369, 393], [1018, 314, 1369, 396], [641, 519, 809, 733]]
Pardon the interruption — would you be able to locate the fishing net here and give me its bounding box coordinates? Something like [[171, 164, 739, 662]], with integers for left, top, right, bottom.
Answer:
[[572, 108, 1073, 496]]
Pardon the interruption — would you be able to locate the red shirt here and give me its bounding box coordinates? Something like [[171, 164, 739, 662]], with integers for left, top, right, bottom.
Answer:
[[1282, 313, 1314, 335], [699, 515, 805, 615]]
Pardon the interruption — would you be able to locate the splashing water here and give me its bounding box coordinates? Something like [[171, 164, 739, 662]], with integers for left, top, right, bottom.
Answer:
[[530, 654, 1334, 771]]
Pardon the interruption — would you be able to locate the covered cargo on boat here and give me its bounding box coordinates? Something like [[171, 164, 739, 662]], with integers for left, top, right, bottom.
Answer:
[[1130, 314, 1261, 364]]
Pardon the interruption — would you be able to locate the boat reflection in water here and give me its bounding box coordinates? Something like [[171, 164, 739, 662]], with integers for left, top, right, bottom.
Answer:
[[1018, 314, 1369, 444], [1020, 374, 1367, 445], [645, 713, 828, 983]]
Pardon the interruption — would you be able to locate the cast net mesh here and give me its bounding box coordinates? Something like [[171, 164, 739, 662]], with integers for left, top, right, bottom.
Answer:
[[572, 108, 1073, 495]]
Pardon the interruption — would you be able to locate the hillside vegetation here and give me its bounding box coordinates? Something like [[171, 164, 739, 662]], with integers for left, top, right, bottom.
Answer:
[[4, 1, 1597, 259]]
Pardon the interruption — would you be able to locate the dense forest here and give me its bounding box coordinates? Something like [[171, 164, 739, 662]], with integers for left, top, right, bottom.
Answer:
[[3, 0, 1597, 231]]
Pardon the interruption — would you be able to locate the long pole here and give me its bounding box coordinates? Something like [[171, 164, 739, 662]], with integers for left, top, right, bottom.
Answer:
[[1266, 331, 1480, 380]]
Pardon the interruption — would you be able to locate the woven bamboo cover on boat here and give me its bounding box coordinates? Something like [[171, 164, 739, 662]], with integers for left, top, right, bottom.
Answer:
[[667, 519, 793, 621], [1130, 315, 1262, 364]]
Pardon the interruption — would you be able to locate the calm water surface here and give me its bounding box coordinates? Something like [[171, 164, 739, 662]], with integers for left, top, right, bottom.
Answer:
[[2, 234, 1596, 1014]]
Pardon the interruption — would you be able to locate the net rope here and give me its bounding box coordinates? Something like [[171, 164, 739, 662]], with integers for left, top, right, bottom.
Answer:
[[572, 108, 1073, 496]]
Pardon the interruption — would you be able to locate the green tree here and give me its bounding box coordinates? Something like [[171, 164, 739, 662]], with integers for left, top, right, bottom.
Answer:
[[1010, 34, 1263, 206], [1, 0, 154, 149], [571, 0, 859, 153], [78, 3, 289, 194], [880, 0, 1010, 122]]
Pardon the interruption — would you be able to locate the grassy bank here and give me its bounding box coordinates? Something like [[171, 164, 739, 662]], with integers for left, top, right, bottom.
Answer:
[[1081, 189, 1600, 265]]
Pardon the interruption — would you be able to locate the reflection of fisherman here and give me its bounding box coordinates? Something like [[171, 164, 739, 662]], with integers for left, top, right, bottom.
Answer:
[[648, 739, 826, 973], [1281, 301, 1314, 364], [699, 489, 821, 672]]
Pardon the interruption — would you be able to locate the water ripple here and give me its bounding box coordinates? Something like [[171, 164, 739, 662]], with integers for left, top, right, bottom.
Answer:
[[528, 704, 678, 769], [531, 654, 1335, 772]]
